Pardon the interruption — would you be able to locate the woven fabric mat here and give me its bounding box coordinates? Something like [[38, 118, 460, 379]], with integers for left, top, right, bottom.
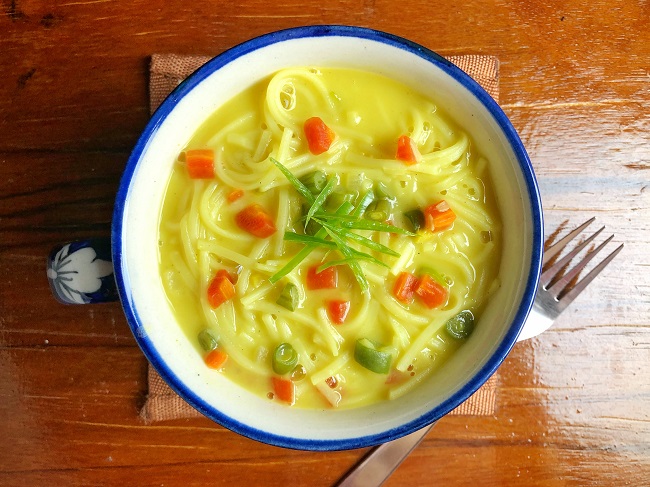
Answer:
[[141, 53, 500, 423]]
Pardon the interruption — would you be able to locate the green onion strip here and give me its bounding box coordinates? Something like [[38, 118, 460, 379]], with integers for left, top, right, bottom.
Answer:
[[268, 158, 413, 291]]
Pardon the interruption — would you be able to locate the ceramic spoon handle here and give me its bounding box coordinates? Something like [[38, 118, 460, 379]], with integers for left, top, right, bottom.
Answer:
[[334, 423, 436, 487]]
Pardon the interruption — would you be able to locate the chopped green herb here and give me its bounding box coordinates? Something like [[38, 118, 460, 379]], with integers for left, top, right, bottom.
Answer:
[[270, 157, 314, 204], [341, 219, 413, 235], [268, 159, 411, 291], [301, 204, 322, 235], [305, 176, 337, 228], [326, 190, 357, 211], [351, 190, 375, 218], [323, 227, 370, 292], [318, 220, 399, 257]]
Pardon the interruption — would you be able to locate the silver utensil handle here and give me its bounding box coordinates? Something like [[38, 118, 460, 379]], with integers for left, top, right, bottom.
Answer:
[[334, 423, 436, 487]]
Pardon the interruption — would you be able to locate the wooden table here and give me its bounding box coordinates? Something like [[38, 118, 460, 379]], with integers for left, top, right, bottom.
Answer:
[[1, 2, 648, 485]]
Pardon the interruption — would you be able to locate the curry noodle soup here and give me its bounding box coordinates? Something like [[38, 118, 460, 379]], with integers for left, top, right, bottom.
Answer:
[[158, 67, 502, 409]]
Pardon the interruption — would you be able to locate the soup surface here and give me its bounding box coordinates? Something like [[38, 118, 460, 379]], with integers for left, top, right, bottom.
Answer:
[[158, 67, 502, 409]]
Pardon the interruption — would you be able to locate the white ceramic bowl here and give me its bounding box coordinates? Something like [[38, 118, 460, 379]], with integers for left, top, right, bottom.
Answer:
[[114, 25, 543, 450]]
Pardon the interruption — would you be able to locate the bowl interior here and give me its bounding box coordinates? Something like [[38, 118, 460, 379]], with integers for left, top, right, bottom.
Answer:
[[115, 26, 542, 450]]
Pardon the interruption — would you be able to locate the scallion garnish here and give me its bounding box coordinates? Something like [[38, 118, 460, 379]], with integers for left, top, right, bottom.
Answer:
[[305, 176, 337, 229], [268, 158, 414, 291], [270, 157, 315, 204]]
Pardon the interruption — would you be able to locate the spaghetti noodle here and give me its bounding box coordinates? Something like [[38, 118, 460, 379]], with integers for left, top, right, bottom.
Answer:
[[158, 67, 502, 408]]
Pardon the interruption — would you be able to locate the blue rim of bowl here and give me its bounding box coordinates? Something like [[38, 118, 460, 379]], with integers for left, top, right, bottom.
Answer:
[[113, 24, 543, 451]]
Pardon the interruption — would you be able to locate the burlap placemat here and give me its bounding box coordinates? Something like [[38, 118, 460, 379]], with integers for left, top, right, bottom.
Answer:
[[141, 53, 500, 423]]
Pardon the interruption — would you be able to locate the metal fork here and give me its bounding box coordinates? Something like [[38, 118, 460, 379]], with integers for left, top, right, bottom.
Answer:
[[335, 218, 624, 487]]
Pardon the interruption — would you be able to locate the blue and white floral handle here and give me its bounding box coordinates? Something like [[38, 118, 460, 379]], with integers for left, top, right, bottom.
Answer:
[[47, 238, 117, 304]]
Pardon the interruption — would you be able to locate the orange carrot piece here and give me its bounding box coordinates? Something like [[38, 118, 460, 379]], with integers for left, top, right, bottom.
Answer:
[[272, 377, 296, 405], [327, 300, 351, 324], [207, 272, 236, 308], [184, 149, 215, 179], [235, 204, 277, 238], [423, 200, 456, 231], [215, 269, 236, 284], [304, 117, 335, 155], [227, 188, 244, 203], [393, 272, 419, 304], [306, 265, 338, 290], [205, 349, 228, 369], [385, 369, 408, 385], [395, 135, 421, 165], [415, 274, 449, 309]]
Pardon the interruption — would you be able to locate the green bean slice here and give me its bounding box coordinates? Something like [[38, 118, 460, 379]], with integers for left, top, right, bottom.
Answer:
[[365, 198, 393, 221], [273, 343, 299, 375], [276, 283, 299, 311], [403, 209, 425, 232], [354, 338, 392, 374], [299, 170, 328, 195]]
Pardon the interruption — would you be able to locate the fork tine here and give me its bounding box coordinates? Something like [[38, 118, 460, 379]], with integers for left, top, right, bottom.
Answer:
[[555, 242, 624, 311], [547, 233, 613, 294], [542, 217, 595, 266], [541, 226, 604, 288]]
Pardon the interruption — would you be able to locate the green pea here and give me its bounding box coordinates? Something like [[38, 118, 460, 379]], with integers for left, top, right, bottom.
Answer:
[[445, 310, 475, 340], [403, 209, 425, 232], [198, 329, 218, 351]]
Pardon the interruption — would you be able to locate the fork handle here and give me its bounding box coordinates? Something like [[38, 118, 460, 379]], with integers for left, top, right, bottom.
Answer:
[[334, 423, 436, 487]]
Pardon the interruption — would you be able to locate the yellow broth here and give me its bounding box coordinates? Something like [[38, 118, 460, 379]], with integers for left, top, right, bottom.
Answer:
[[158, 67, 502, 409]]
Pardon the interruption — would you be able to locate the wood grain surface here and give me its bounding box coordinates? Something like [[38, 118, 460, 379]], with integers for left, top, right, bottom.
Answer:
[[1, 1, 648, 486]]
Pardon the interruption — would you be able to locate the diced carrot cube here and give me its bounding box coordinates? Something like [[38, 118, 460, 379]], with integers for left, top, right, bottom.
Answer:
[[304, 117, 335, 155], [184, 149, 215, 179], [306, 265, 338, 290], [205, 349, 228, 369], [327, 300, 350, 324], [423, 200, 456, 231], [207, 273, 236, 308], [396, 135, 421, 165], [393, 272, 419, 304], [272, 377, 296, 405], [227, 189, 244, 203], [235, 204, 277, 238], [415, 274, 449, 309]]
